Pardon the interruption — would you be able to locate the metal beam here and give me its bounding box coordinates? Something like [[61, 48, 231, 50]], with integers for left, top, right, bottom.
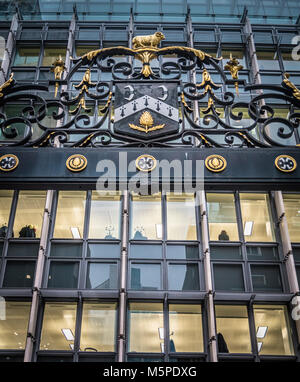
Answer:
[[198, 191, 218, 362], [23, 190, 54, 362]]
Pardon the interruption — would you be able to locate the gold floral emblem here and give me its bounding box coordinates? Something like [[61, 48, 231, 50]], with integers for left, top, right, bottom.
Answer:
[[205, 155, 227, 172], [66, 154, 88, 172], [129, 111, 165, 133]]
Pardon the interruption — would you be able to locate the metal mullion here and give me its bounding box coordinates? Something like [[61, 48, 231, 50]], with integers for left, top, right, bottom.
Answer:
[[248, 301, 260, 361], [162, 192, 167, 291], [73, 296, 82, 361], [79, 191, 90, 290]]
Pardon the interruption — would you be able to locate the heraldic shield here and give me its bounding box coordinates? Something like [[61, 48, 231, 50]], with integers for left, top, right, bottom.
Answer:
[[113, 81, 180, 140]]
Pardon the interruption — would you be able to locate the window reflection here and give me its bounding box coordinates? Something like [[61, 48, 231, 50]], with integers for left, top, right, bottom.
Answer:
[[80, 303, 116, 352], [240, 193, 275, 242], [0, 190, 13, 238], [168, 264, 199, 290], [169, 305, 203, 352], [130, 263, 161, 290], [128, 303, 163, 353], [0, 301, 30, 350], [14, 191, 47, 238], [86, 263, 118, 289], [283, 194, 300, 243], [13, 47, 40, 66], [167, 194, 197, 240], [54, 191, 86, 239], [253, 305, 294, 356], [131, 193, 162, 240], [42, 47, 66, 66], [215, 305, 251, 354], [40, 303, 77, 351], [256, 50, 280, 70], [207, 193, 239, 241], [89, 192, 121, 239]]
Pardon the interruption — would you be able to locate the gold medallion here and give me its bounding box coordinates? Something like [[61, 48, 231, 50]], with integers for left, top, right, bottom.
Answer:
[[0, 154, 19, 172], [205, 155, 227, 172], [66, 154, 88, 172], [275, 155, 297, 173]]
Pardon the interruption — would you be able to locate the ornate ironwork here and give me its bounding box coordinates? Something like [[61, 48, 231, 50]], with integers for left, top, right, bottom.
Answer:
[[0, 39, 300, 149]]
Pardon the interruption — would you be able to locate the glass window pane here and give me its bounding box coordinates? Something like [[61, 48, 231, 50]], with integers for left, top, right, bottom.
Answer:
[[283, 194, 300, 243], [168, 264, 199, 291], [7, 243, 39, 257], [54, 191, 86, 239], [240, 193, 275, 242], [293, 247, 300, 262], [169, 305, 203, 352], [253, 305, 294, 356], [87, 244, 120, 258], [129, 244, 162, 259], [40, 303, 77, 351], [14, 191, 47, 239], [166, 245, 199, 259], [80, 302, 116, 352], [256, 50, 280, 70], [251, 265, 283, 292], [0, 301, 31, 349], [42, 47, 66, 66], [246, 246, 279, 261], [207, 193, 239, 241], [89, 192, 121, 239], [213, 264, 244, 292], [13, 47, 40, 66], [167, 194, 197, 240], [130, 263, 161, 290], [128, 302, 163, 353], [3, 261, 35, 288], [50, 243, 82, 258], [131, 193, 162, 240], [48, 262, 79, 288], [210, 246, 242, 260], [86, 263, 118, 289], [215, 305, 251, 354], [0, 190, 13, 238]]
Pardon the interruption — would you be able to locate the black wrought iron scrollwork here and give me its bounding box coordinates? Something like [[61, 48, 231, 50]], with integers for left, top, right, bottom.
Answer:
[[0, 42, 300, 148]]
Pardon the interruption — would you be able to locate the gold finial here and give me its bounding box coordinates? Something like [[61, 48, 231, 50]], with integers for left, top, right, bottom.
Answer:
[[51, 55, 66, 97], [224, 54, 243, 95], [283, 72, 300, 100]]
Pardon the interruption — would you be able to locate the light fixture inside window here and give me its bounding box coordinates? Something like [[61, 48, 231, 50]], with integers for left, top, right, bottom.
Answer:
[[160, 342, 164, 353], [70, 227, 81, 239], [256, 326, 268, 338], [244, 221, 253, 236], [257, 342, 263, 352], [155, 224, 163, 239], [69, 343, 74, 350], [158, 327, 164, 340], [61, 328, 75, 341]]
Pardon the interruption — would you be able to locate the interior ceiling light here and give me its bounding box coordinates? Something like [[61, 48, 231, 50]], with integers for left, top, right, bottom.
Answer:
[[61, 328, 75, 341], [257, 342, 263, 352], [256, 326, 268, 338], [156, 224, 163, 239], [244, 221, 253, 236], [158, 327, 164, 340], [70, 227, 81, 239]]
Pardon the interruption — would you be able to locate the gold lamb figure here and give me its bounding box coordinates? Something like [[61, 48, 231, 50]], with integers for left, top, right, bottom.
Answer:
[[132, 32, 165, 49]]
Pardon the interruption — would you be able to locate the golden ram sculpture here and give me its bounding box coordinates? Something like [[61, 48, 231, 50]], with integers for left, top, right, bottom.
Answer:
[[132, 31, 165, 49]]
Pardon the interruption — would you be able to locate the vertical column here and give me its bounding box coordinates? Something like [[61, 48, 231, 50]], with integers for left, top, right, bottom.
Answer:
[[197, 191, 218, 362], [274, 191, 300, 343], [117, 190, 129, 362], [24, 190, 54, 362], [0, 13, 19, 84]]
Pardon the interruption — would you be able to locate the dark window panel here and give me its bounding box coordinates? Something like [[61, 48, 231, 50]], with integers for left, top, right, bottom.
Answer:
[[3, 261, 35, 287], [19, 28, 42, 40], [77, 28, 100, 41], [210, 246, 242, 260], [168, 264, 200, 291], [129, 244, 162, 259], [7, 243, 39, 257], [48, 262, 79, 288], [251, 265, 283, 292], [166, 245, 199, 260], [213, 264, 244, 292], [50, 243, 82, 258], [293, 247, 300, 262], [87, 244, 120, 258], [246, 246, 279, 261]]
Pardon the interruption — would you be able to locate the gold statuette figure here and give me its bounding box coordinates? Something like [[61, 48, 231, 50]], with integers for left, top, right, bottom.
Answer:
[[51, 55, 66, 97]]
